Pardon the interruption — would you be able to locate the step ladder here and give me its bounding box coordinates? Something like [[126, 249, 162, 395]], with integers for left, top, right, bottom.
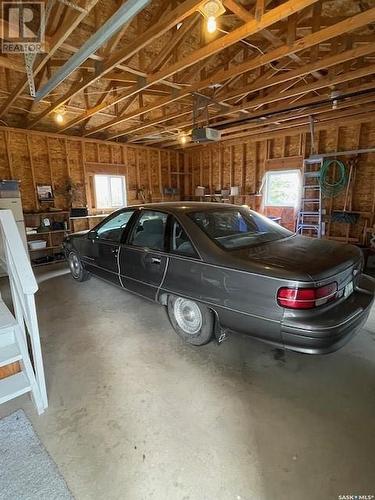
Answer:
[[0, 297, 45, 414], [296, 158, 324, 238]]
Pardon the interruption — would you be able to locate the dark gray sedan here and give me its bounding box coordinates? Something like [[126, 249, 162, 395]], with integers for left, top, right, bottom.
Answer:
[[63, 202, 374, 354]]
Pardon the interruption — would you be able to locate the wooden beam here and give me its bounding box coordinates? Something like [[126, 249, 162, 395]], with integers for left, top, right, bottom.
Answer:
[[255, 0, 265, 22], [66, 0, 321, 135], [287, 13, 298, 46], [69, 0, 318, 137], [109, 41, 375, 140], [224, 0, 320, 78], [26, 136, 39, 209], [147, 14, 200, 73], [27, 0, 207, 128], [0, 55, 25, 72], [151, 85, 375, 147], [128, 83, 375, 144], [310, 1, 322, 61], [87, 7, 375, 138], [4, 131, 13, 178], [184, 109, 375, 147], [218, 43, 375, 103], [223, 65, 375, 118], [0, 0, 99, 118]]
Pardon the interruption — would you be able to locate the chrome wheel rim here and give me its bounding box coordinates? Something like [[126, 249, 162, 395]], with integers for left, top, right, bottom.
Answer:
[[174, 298, 202, 335], [69, 253, 81, 278]]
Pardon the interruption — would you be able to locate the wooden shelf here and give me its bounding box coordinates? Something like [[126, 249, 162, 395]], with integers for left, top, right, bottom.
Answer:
[[24, 211, 70, 216], [24, 211, 70, 267], [29, 245, 62, 252], [27, 229, 70, 236]]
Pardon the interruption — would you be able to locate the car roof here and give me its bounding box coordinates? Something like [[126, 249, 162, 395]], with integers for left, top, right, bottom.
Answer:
[[126, 201, 244, 213]]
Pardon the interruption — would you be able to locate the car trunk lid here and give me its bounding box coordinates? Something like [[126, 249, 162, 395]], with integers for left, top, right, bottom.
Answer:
[[227, 235, 362, 282]]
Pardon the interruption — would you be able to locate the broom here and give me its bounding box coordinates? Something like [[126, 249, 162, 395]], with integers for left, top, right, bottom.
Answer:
[[331, 161, 360, 224]]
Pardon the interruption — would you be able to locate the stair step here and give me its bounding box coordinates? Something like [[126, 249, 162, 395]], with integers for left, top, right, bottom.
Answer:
[[304, 172, 320, 177], [0, 342, 22, 368], [0, 300, 17, 332], [302, 199, 320, 202], [300, 211, 320, 215], [0, 371, 31, 405], [303, 185, 320, 189]]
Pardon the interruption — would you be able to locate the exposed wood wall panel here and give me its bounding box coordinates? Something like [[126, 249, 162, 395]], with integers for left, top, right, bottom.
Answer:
[[185, 118, 375, 244], [0, 127, 183, 214]]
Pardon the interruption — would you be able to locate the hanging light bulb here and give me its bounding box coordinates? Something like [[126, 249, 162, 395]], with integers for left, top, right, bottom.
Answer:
[[54, 105, 66, 125], [207, 15, 217, 33], [179, 131, 188, 145], [55, 112, 64, 124], [198, 0, 225, 35]]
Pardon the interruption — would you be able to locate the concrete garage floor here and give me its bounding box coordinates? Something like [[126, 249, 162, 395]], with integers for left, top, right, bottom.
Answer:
[[0, 266, 374, 500]]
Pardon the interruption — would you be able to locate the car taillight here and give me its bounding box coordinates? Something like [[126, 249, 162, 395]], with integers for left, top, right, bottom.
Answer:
[[277, 282, 338, 309]]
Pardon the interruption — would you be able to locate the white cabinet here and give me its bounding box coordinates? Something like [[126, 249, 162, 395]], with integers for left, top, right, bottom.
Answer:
[[0, 198, 27, 251]]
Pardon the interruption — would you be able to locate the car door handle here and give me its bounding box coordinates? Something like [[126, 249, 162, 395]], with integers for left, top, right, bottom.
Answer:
[[151, 257, 161, 264]]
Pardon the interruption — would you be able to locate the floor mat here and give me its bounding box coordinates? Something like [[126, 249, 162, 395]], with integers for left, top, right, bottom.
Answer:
[[0, 409, 73, 500]]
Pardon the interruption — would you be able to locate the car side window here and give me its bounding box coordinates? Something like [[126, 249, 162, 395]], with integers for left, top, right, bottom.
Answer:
[[96, 210, 134, 242], [170, 217, 198, 258], [129, 210, 167, 251]]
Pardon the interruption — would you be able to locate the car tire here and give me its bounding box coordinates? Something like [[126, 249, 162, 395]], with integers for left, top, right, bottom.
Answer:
[[167, 295, 213, 346], [68, 251, 90, 282]]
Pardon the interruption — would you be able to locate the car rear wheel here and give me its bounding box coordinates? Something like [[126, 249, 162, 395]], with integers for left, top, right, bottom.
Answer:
[[68, 251, 90, 282], [167, 295, 213, 345]]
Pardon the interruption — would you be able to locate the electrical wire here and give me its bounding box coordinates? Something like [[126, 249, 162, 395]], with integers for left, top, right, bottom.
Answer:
[[217, 28, 291, 73], [319, 159, 348, 197]]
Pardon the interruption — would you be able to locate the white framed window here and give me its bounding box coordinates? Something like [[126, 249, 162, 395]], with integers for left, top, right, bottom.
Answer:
[[94, 174, 126, 209], [264, 169, 301, 208]]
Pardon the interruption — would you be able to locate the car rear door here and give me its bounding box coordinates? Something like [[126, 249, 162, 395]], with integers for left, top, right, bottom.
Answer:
[[84, 209, 135, 285], [119, 210, 168, 300]]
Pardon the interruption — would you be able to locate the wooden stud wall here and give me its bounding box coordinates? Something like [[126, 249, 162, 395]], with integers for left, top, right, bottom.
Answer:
[[0, 119, 373, 246], [185, 118, 375, 245], [0, 127, 183, 214]]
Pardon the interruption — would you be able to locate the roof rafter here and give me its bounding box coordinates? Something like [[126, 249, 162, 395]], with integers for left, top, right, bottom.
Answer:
[[58, 0, 320, 134], [0, 0, 100, 118], [102, 7, 375, 139], [223, 0, 324, 79], [27, 0, 207, 128]]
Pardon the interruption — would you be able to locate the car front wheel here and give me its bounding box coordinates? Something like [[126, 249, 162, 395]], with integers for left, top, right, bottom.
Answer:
[[68, 251, 90, 282], [167, 295, 213, 345]]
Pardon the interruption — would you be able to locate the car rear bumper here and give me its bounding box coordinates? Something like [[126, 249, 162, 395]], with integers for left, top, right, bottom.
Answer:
[[280, 274, 375, 354]]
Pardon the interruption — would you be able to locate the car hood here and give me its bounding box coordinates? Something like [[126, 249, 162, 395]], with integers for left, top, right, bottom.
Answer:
[[225, 235, 361, 282]]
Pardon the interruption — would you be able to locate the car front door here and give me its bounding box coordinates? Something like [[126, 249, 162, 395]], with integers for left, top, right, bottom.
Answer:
[[83, 210, 135, 285], [120, 210, 168, 300]]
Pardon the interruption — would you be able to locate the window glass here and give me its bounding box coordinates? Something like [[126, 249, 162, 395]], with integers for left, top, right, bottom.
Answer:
[[170, 218, 197, 257], [189, 208, 291, 250], [96, 210, 134, 242], [94, 174, 126, 209], [130, 211, 167, 251], [264, 169, 301, 207]]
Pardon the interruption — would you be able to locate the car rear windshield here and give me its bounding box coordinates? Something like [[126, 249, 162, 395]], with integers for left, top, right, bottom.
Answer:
[[189, 208, 292, 250]]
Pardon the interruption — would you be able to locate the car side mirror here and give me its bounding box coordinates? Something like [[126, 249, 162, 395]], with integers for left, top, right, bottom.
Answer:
[[88, 231, 97, 240]]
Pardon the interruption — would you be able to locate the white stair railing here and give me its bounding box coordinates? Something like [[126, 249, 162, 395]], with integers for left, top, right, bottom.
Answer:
[[0, 209, 47, 412]]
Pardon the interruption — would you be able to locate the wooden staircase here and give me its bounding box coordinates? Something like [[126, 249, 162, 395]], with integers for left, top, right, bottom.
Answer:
[[0, 210, 47, 414]]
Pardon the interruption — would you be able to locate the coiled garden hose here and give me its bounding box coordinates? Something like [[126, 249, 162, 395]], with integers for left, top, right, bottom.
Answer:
[[319, 159, 348, 197]]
